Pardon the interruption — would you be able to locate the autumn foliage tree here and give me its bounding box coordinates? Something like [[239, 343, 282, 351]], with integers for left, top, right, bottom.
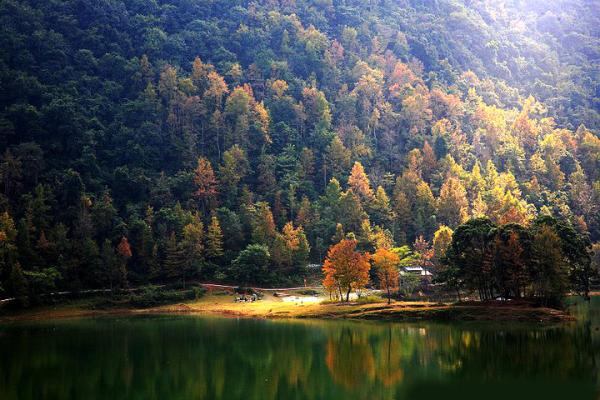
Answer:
[[437, 176, 468, 227], [322, 239, 370, 302], [433, 225, 453, 268], [348, 161, 374, 201], [0, 0, 597, 305], [193, 157, 218, 213], [272, 222, 310, 272], [371, 247, 400, 304]]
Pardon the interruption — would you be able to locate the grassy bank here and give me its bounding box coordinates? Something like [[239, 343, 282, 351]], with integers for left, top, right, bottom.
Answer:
[[0, 290, 575, 324]]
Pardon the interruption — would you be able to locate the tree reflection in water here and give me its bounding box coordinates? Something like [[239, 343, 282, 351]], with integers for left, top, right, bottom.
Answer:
[[0, 298, 598, 400]]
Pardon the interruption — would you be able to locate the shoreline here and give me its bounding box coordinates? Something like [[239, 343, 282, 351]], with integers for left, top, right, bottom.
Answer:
[[0, 293, 576, 324]]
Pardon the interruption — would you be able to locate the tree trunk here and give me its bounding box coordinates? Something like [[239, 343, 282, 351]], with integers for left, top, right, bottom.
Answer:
[[387, 287, 391, 304], [346, 286, 351, 302]]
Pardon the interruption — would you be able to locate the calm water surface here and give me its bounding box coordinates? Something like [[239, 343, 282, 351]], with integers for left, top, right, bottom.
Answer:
[[1, 298, 599, 400]]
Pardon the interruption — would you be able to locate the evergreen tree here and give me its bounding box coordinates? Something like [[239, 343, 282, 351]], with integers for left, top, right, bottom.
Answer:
[[116, 237, 132, 289], [206, 216, 224, 260], [101, 239, 117, 291], [180, 214, 204, 287], [163, 232, 184, 284], [437, 176, 468, 228]]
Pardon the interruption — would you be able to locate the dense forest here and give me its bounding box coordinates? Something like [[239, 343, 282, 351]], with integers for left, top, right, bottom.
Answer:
[[0, 0, 598, 304]]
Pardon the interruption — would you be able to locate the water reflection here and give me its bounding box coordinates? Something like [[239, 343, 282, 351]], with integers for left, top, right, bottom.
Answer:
[[0, 298, 598, 400]]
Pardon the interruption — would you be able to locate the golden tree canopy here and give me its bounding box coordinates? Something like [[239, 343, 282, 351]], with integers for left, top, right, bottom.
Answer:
[[348, 161, 374, 200], [322, 239, 370, 301]]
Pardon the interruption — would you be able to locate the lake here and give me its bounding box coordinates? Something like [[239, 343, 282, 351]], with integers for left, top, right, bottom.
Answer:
[[1, 298, 599, 400]]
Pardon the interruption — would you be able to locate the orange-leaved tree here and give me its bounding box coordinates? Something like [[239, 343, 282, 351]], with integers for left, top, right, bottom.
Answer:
[[371, 247, 400, 304], [193, 157, 218, 213], [322, 239, 370, 302], [348, 161, 374, 201]]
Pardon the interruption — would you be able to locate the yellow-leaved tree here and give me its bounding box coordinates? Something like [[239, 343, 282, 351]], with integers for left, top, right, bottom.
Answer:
[[371, 247, 400, 304]]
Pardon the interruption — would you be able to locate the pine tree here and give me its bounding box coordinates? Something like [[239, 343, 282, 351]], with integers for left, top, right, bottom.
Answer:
[[206, 216, 224, 259], [422, 140, 437, 179], [332, 223, 345, 244], [348, 161, 374, 201], [181, 214, 204, 287], [531, 226, 569, 306], [370, 186, 393, 227], [9, 263, 28, 306], [193, 157, 218, 213], [392, 191, 411, 244], [414, 181, 436, 238], [433, 225, 453, 268], [324, 137, 351, 183], [295, 196, 312, 227], [274, 222, 310, 270], [497, 191, 532, 225], [139, 54, 153, 83], [101, 239, 117, 291], [251, 202, 277, 246], [116, 236, 132, 289], [219, 145, 249, 208], [163, 232, 184, 283], [437, 176, 469, 227], [468, 161, 486, 200]]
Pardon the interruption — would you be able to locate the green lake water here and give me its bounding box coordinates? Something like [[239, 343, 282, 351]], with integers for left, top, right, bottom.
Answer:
[[1, 298, 599, 400]]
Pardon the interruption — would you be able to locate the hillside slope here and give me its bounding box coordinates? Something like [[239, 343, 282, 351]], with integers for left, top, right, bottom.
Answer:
[[0, 0, 598, 297]]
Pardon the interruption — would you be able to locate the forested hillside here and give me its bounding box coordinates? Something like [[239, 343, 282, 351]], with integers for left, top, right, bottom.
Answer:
[[0, 0, 598, 301]]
